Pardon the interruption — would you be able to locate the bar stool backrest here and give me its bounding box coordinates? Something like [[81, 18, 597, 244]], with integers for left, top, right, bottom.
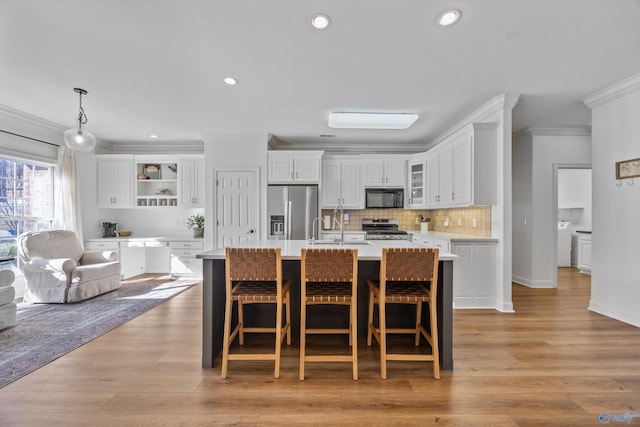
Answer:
[[302, 248, 357, 282], [226, 247, 280, 282], [381, 247, 439, 296]]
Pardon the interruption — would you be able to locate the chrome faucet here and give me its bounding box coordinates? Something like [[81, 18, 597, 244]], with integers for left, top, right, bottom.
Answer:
[[333, 202, 345, 245], [311, 217, 327, 243]]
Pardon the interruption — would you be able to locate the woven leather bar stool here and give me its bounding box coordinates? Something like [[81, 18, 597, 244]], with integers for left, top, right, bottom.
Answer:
[[367, 247, 440, 379], [221, 247, 291, 379], [299, 248, 359, 380]]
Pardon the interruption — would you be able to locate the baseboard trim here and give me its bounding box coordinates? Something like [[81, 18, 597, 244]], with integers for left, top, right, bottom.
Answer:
[[589, 301, 640, 328]]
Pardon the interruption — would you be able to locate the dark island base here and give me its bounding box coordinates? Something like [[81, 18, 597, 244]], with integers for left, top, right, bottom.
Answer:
[[202, 258, 453, 371]]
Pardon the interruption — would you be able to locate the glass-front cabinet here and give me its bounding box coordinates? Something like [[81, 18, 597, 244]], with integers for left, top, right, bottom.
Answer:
[[408, 158, 426, 208]]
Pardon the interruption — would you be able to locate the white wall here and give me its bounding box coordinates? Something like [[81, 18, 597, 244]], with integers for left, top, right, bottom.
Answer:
[[558, 168, 592, 224], [585, 73, 640, 327], [512, 131, 533, 284], [203, 132, 269, 252], [512, 129, 591, 288]]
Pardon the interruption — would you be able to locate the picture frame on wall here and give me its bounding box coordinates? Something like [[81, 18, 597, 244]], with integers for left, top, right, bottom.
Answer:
[[615, 157, 640, 180]]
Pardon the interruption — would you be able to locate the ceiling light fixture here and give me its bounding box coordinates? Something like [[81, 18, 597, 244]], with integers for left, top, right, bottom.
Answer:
[[63, 88, 96, 151], [328, 112, 419, 129], [223, 77, 238, 85], [438, 9, 461, 27], [311, 13, 331, 29], [149, 134, 159, 139]]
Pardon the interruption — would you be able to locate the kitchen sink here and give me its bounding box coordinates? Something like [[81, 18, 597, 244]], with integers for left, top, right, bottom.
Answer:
[[309, 239, 371, 245]]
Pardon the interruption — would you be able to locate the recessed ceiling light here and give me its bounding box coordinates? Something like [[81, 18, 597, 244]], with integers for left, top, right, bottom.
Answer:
[[311, 14, 331, 29], [438, 9, 461, 27], [149, 134, 159, 139], [328, 112, 419, 130], [223, 77, 238, 85]]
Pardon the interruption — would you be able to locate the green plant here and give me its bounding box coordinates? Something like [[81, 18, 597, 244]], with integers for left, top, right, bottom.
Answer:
[[186, 213, 204, 229]]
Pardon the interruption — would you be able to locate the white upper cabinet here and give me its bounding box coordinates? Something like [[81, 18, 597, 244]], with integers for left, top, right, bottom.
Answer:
[[425, 122, 497, 209], [362, 158, 406, 187], [96, 155, 133, 209], [268, 151, 322, 183], [321, 158, 362, 209], [179, 156, 205, 208]]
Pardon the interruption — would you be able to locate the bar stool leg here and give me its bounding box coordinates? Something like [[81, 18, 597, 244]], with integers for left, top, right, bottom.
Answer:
[[274, 299, 283, 379], [299, 292, 307, 380], [351, 294, 358, 380], [379, 298, 387, 380], [367, 288, 375, 346], [414, 302, 422, 346], [221, 296, 233, 379], [430, 300, 440, 379], [238, 301, 244, 345]]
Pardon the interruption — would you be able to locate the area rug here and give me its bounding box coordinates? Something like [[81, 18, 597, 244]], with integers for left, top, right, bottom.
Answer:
[[0, 277, 199, 389]]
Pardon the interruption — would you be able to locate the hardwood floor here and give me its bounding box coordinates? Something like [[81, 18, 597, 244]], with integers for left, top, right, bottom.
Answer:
[[1, 268, 639, 426]]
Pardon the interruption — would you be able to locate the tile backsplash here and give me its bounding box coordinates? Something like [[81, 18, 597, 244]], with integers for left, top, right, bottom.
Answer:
[[321, 206, 491, 237]]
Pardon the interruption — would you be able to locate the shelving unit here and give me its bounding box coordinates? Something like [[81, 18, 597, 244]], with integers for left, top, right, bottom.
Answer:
[[135, 161, 178, 208]]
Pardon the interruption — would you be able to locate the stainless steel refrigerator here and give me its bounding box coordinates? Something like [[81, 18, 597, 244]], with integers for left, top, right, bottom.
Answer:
[[267, 185, 318, 240]]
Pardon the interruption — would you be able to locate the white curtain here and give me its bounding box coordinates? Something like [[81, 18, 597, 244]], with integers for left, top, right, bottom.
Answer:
[[55, 147, 83, 242]]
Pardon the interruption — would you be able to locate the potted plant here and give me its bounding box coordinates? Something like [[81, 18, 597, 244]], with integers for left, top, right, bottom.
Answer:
[[186, 213, 205, 238]]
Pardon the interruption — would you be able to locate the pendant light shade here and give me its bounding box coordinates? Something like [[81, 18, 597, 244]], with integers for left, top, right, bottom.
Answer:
[[64, 88, 96, 151]]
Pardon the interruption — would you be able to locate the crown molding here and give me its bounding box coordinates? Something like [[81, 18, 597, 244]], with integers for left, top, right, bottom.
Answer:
[[583, 72, 640, 108], [429, 93, 521, 147], [98, 139, 204, 155], [0, 105, 66, 132], [526, 125, 592, 136]]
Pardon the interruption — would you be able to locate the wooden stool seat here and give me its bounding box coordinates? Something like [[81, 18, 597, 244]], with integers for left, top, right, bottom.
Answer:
[[221, 247, 291, 379], [306, 282, 353, 303], [299, 248, 358, 380], [233, 281, 292, 302], [367, 247, 440, 380]]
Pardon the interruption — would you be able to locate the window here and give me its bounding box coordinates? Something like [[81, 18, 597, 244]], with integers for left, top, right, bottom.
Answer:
[[0, 157, 55, 271]]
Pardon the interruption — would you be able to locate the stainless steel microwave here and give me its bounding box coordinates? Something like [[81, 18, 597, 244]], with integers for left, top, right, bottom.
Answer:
[[365, 188, 404, 209]]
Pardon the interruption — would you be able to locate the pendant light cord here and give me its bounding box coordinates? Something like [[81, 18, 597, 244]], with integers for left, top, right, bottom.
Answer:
[[77, 91, 88, 131]]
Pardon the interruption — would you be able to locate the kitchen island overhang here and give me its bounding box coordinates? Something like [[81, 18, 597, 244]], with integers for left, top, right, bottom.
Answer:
[[197, 240, 458, 371]]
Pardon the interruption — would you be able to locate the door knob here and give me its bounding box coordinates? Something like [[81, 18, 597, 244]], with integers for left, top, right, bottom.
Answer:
[[246, 229, 255, 234]]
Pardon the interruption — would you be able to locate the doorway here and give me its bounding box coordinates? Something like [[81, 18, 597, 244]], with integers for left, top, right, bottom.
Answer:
[[554, 164, 592, 286]]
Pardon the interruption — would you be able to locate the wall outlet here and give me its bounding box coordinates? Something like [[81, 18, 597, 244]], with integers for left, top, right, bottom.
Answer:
[[444, 218, 449, 227], [472, 217, 477, 228]]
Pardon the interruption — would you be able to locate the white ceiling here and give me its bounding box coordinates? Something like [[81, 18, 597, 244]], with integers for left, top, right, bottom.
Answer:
[[1, 0, 639, 153]]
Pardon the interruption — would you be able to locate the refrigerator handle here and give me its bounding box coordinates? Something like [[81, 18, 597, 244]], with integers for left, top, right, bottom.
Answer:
[[285, 200, 292, 239]]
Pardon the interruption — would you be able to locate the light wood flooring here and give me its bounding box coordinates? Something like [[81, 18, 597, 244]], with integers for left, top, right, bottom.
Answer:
[[1, 268, 639, 426]]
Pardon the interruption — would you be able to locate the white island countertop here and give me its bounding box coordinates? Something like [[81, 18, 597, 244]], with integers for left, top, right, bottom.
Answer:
[[197, 239, 458, 261]]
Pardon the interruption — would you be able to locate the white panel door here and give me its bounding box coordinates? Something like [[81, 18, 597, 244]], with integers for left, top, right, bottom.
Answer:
[[216, 170, 258, 248]]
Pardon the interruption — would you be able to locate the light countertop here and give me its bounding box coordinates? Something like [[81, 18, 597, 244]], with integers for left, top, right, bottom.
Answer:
[[197, 239, 458, 261], [84, 235, 204, 242], [407, 230, 498, 242]]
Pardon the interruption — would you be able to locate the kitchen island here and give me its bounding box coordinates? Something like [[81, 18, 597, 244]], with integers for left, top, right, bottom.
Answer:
[[197, 240, 458, 371]]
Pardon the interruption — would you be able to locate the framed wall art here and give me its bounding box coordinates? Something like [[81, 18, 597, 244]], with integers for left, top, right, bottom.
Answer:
[[615, 157, 640, 180]]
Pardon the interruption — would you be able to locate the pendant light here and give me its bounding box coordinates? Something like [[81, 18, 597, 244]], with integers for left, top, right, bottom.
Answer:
[[63, 88, 96, 151]]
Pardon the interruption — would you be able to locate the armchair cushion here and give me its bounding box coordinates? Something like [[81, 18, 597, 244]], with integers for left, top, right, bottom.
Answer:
[[0, 270, 17, 330], [18, 230, 121, 303]]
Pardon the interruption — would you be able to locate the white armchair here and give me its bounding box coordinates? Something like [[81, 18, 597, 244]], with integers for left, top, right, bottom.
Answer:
[[0, 270, 17, 330], [17, 230, 121, 303]]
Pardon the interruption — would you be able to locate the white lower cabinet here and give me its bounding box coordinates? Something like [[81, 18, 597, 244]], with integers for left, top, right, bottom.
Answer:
[[319, 231, 366, 242], [451, 242, 497, 309], [577, 233, 592, 274], [170, 241, 203, 278]]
